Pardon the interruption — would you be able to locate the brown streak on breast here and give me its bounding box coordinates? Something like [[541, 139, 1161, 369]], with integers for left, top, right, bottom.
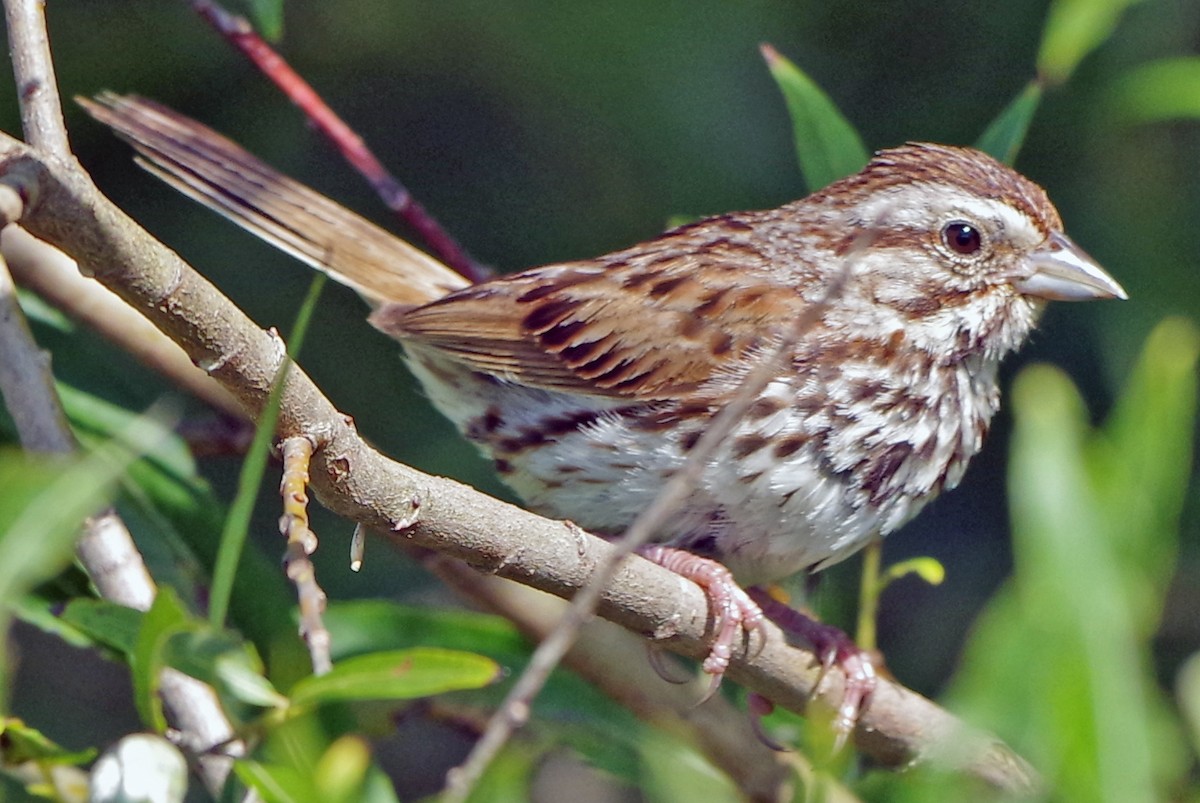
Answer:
[[773, 434, 808, 458], [731, 434, 770, 459]]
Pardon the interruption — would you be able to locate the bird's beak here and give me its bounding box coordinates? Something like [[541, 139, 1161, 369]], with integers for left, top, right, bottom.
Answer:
[[1013, 231, 1127, 301]]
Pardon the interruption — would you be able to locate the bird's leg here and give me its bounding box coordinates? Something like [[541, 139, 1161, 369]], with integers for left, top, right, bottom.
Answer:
[[747, 586, 877, 750], [637, 545, 767, 700]]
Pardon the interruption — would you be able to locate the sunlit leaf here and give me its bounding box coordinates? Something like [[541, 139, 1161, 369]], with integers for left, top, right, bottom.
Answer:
[[162, 628, 286, 709], [638, 728, 740, 803], [289, 648, 499, 709], [1111, 57, 1200, 123], [0, 718, 96, 766], [1178, 653, 1200, 758], [463, 743, 538, 803], [130, 587, 190, 731], [760, 44, 868, 192], [209, 273, 324, 629], [949, 319, 1198, 802], [312, 736, 371, 803], [1038, 0, 1144, 85], [234, 760, 308, 803], [236, 0, 285, 41]]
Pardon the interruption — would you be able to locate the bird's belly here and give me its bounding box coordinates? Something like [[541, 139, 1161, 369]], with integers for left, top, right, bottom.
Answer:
[[404, 348, 993, 585]]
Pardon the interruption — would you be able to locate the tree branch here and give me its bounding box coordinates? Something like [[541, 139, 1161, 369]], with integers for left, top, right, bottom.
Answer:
[[0, 129, 1040, 795], [1, 0, 241, 794]]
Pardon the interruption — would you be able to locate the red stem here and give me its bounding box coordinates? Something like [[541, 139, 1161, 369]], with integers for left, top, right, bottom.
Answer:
[[189, 0, 490, 283]]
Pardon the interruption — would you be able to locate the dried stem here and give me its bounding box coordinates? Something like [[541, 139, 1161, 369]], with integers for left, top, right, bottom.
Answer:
[[4, 0, 69, 157], [279, 434, 331, 675]]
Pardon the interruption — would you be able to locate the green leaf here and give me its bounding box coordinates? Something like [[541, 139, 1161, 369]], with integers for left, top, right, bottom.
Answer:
[[1111, 57, 1200, 123], [975, 80, 1043, 165], [234, 760, 309, 803], [60, 598, 143, 656], [162, 628, 287, 709], [1178, 652, 1200, 758], [638, 728, 740, 803], [323, 600, 529, 662], [130, 587, 190, 730], [242, 0, 285, 41], [948, 319, 1198, 802], [760, 44, 868, 192], [462, 743, 538, 803], [0, 449, 129, 606], [289, 648, 499, 709], [0, 718, 97, 766], [1038, 0, 1143, 86]]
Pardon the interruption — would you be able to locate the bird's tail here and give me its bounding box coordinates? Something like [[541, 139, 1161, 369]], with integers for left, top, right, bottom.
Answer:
[[78, 92, 470, 307]]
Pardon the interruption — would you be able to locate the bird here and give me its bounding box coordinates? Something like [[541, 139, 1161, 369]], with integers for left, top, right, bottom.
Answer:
[[81, 92, 1126, 738]]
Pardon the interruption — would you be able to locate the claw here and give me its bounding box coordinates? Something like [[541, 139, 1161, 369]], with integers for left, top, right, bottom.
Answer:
[[646, 644, 692, 685], [638, 545, 767, 696], [747, 692, 788, 752]]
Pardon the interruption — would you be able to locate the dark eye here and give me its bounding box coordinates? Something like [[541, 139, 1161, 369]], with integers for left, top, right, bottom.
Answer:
[[942, 221, 982, 255]]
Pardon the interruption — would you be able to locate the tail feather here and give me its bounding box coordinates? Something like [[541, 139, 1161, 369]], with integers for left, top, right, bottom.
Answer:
[[78, 92, 470, 306]]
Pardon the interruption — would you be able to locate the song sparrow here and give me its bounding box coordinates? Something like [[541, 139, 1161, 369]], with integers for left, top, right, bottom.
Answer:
[[83, 94, 1125, 731]]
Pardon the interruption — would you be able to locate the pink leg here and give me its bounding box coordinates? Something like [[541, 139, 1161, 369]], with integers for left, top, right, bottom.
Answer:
[[747, 587, 876, 748], [638, 545, 766, 698]]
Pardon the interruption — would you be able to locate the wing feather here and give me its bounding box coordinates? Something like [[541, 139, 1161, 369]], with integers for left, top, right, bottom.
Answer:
[[374, 224, 808, 400]]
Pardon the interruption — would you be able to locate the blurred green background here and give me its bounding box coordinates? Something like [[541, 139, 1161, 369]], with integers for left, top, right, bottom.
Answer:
[[2, 0, 1198, 799]]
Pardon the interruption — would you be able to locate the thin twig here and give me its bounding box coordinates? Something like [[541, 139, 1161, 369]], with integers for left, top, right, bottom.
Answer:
[[280, 435, 331, 675], [4, 0, 69, 157], [0, 248, 73, 452], [187, 0, 489, 282], [442, 230, 873, 802]]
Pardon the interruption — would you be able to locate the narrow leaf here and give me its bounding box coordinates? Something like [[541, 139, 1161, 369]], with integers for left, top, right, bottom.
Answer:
[[60, 598, 143, 656], [761, 44, 868, 192], [289, 648, 499, 709], [234, 761, 307, 803], [1038, 0, 1143, 86], [131, 587, 190, 730], [162, 628, 286, 709], [0, 718, 97, 766], [1110, 57, 1200, 123], [975, 80, 1044, 165], [209, 273, 325, 628], [242, 0, 285, 41]]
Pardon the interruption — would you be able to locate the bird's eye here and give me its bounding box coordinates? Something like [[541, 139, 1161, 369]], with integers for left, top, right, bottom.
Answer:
[[942, 221, 983, 256]]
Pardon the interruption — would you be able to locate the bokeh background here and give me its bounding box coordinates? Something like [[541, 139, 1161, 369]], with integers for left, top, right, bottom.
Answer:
[[2, 0, 1197, 799]]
